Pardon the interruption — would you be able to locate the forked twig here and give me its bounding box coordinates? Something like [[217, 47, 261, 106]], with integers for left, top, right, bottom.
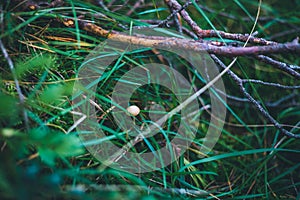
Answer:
[[211, 55, 300, 138]]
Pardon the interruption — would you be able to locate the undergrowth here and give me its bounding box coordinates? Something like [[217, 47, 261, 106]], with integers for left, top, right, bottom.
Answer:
[[0, 0, 299, 199]]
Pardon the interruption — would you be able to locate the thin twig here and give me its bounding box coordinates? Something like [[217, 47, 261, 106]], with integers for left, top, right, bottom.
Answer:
[[214, 86, 299, 108], [158, 0, 192, 28], [255, 54, 300, 79], [0, 39, 29, 131], [160, 0, 275, 45], [211, 55, 300, 138], [163, 0, 202, 38], [164, 0, 182, 33], [242, 79, 300, 89]]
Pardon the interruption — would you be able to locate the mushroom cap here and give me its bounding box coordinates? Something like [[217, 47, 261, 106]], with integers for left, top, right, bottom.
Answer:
[[126, 105, 140, 116]]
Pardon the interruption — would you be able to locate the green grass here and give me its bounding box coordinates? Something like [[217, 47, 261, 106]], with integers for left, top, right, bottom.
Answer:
[[0, 0, 299, 199]]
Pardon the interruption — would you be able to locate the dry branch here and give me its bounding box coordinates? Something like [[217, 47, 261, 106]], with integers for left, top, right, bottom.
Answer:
[[211, 55, 300, 139], [63, 20, 300, 57]]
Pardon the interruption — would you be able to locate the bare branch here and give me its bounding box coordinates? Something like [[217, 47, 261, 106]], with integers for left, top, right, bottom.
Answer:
[[211, 55, 300, 138], [255, 54, 300, 79], [160, 0, 275, 45], [242, 79, 300, 89], [64, 20, 300, 57], [163, 0, 202, 38]]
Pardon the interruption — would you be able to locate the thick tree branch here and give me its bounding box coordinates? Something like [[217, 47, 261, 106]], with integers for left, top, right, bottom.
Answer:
[[64, 20, 300, 57]]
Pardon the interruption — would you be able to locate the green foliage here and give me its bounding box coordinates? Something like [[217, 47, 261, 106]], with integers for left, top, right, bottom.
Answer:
[[39, 83, 73, 105], [0, 93, 19, 125], [0, 128, 84, 199], [29, 128, 84, 166], [15, 54, 58, 79]]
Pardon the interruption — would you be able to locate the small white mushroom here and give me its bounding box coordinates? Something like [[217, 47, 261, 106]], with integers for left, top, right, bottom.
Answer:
[[126, 105, 140, 116]]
